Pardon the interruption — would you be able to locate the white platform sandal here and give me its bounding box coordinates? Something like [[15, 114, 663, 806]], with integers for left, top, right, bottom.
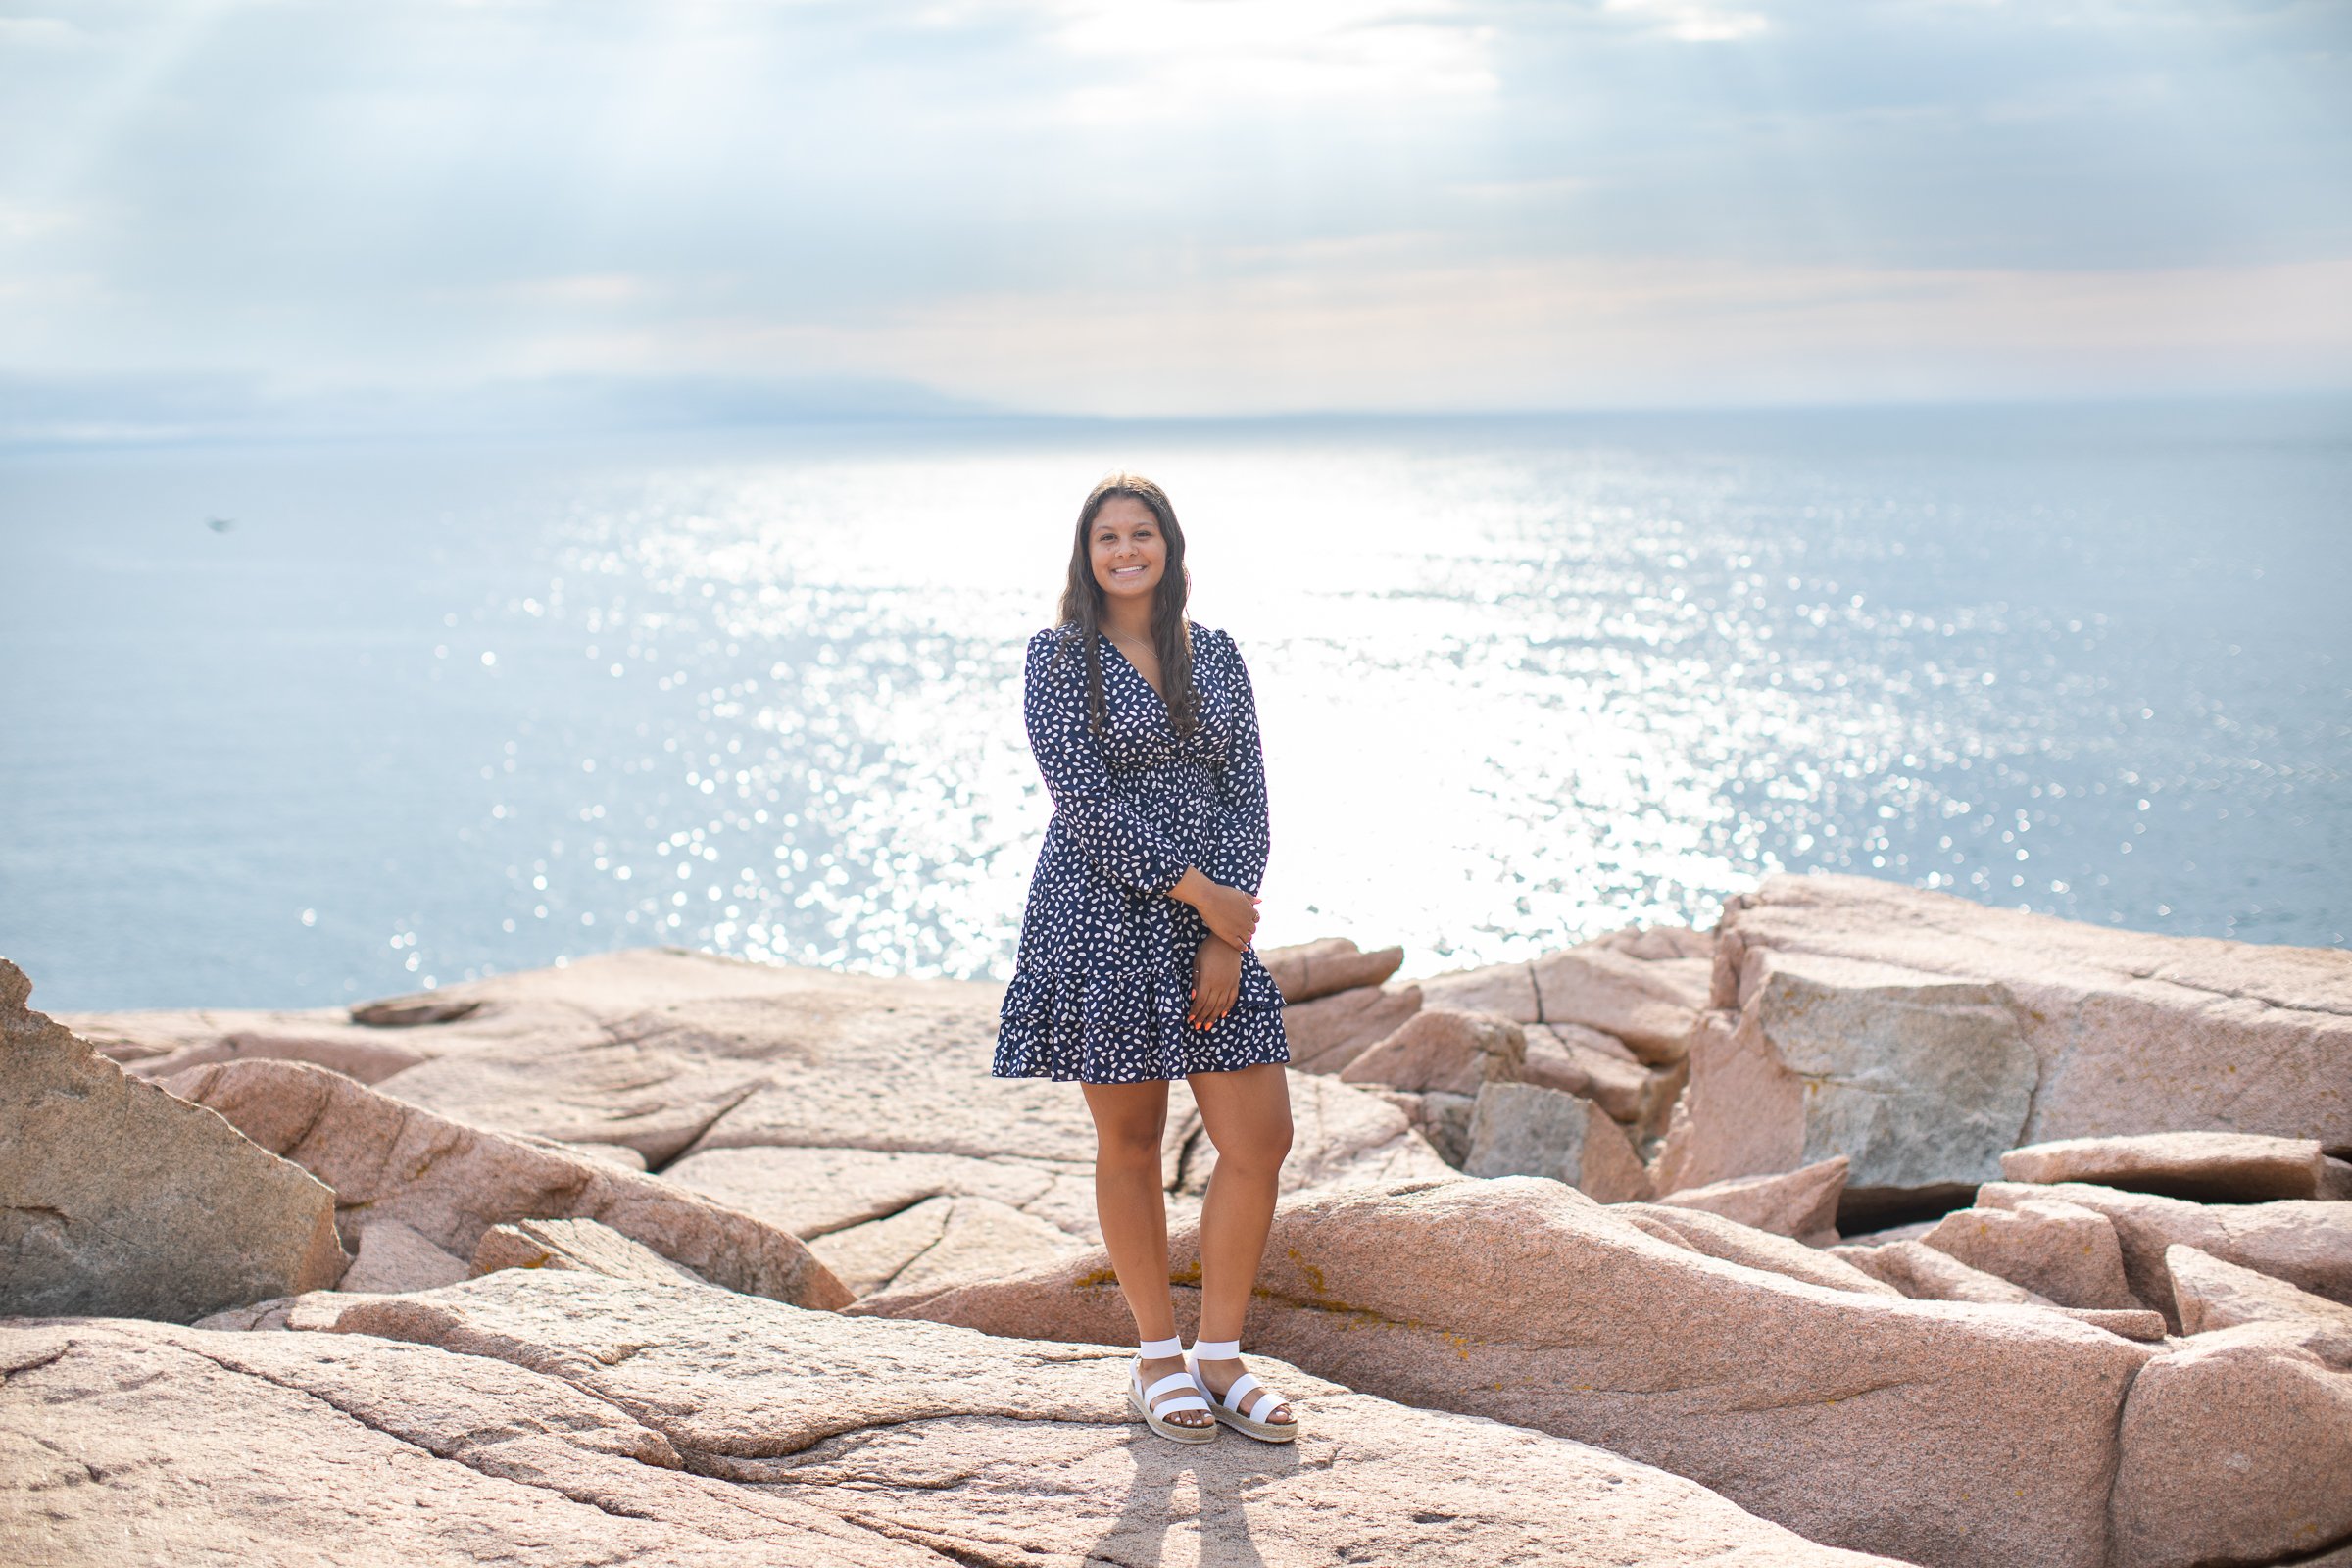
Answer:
[[1187, 1339, 1298, 1444], [1128, 1335, 1217, 1444]]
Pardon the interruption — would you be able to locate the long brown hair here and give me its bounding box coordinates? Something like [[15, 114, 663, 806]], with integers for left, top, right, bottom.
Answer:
[[1056, 471, 1197, 735]]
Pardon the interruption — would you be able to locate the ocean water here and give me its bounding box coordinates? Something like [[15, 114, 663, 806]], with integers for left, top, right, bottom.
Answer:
[[2, 400, 2345, 1011]]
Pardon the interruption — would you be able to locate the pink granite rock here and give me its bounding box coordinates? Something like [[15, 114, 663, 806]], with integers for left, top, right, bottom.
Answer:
[[2108, 1322, 2352, 1568], [1712, 873, 2352, 1149], [1655, 1156, 1848, 1246], [0, 1315, 956, 1565], [1922, 1198, 2141, 1311], [2166, 1244, 2352, 1365], [162, 1057, 850, 1310], [1833, 1239, 2052, 1305], [340, 1219, 470, 1294], [270, 1268, 1897, 1566], [1976, 1180, 2352, 1327], [1465, 1083, 1653, 1201], [1614, 1202, 1896, 1296], [472, 1216, 710, 1287], [1521, 1021, 1678, 1128], [1528, 944, 1710, 1063], [1257, 937, 1405, 1004], [1282, 980, 1424, 1073], [1664, 947, 2037, 1220], [862, 1175, 2158, 1568], [1338, 1008, 1526, 1095], [1, 959, 348, 1323], [2001, 1130, 2352, 1202]]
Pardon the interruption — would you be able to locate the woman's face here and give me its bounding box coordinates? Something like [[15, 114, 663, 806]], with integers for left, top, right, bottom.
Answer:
[[1089, 495, 1166, 607]]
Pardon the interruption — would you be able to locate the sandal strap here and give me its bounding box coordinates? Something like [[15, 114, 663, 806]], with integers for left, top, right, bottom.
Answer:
[[1152, 1393, 1211, 1416], [1144, 1370, 1200, 1404], [1139, 1336, 1185, 1358], [1221, 1372, 1263, 1413], [1192, 1338, 1242, 1359], [1243, 1387, 1287, 1424]]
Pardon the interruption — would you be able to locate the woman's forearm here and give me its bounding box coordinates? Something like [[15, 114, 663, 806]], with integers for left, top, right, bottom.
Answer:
[[1169, 866, 1215, 907]]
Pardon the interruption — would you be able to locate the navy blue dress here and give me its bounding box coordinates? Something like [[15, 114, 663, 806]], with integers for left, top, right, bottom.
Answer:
[[994, 621, 1292, 1083]]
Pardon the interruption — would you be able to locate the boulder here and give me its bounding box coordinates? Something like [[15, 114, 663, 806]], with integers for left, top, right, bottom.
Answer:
[[1712, 872, 2352, 1148], [473, 1216, 709, 1287], [1921, 1199, 2140, 1311], [1976, 1180, 2352, 1327], [0, 958, 347, 1323], [1338, 1008, 1525, 1095], [1464, 1082, 1652, 1201], [162, 1057, 850, 1310], [341, 1219, 471, 1294], [0, 1316, 950, 1566], [1415, 939, 1709, 1066], [1169, 1071, 1457, 1200], [260, 1268, 1900, 1567], [1521, 1021, 1678, 1129], [1592, 922, 1718, 961], [662, 1143, 1095, 1243], [1528, 944, 1710, 1062], [1654, 1156, 1849, 1246], [863, 1176, 2159, 1568], [1651, 1007, 1805, 1194], [1282, 981, 1422, 1074], [1833, 1239, 2052, 1305], [1612, 1203, 1897, 1297], [2001, 1130, 2352, 1203], [2167, 1244, 2352, 1364], [805, 1195, 1084, 1298], [2108, 1322, 2352, 1568], [1660, 948, 2038, 1222], [1378, 1089, 1478, 1168], [1257, 937, 1404, 1004], [1417, 958, 1539, 1019]]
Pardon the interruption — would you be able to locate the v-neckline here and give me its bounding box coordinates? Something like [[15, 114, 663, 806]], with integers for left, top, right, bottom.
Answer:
[[1099, 630, 1170, 710]]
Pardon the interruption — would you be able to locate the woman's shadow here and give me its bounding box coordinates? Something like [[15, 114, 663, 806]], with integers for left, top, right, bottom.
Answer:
[[1084, 1425, 1310, 1567]]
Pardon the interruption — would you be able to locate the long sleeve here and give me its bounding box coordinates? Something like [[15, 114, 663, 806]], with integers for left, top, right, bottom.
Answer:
[[1024, 630, 1190, 896], [1201, 631, 1271, 894]]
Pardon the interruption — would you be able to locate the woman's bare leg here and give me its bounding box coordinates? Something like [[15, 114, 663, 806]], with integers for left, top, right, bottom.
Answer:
[[1081, 1079, 1210, 1430], [1186, 1062, 1295, 1423]]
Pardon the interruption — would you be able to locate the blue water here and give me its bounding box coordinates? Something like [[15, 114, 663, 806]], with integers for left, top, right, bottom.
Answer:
[[3, 399, 2345, 1010]]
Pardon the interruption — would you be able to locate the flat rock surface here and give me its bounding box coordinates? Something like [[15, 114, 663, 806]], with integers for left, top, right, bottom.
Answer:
[[1976, 1179, 2352, 1326], [1714, 872, 2352, 1148], [0, 1316, 948, 1566], [0, 958, 347, 1323], [2001, 1130, 2352, 1202], [163, 1057, 849, 1311], [863, 1175, 2157, 1568], [268, 1269, 1897, 1567]]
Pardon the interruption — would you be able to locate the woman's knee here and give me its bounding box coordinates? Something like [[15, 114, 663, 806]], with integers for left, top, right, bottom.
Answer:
[[1208, 1119, 1292, 1181], [1093, 1115, 1165, 1168]]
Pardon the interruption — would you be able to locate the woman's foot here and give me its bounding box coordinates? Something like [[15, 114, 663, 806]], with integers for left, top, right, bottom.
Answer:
[[1137, 1352, 1216, 1432], [1189, 1350, 1297, 1440]]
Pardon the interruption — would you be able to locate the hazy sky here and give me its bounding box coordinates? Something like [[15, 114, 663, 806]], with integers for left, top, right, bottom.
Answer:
[[4, 0, 2349, 416]]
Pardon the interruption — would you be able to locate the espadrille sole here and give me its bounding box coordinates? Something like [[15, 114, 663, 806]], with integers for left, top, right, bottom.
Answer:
[[1127, 1385, 1218, 1444]]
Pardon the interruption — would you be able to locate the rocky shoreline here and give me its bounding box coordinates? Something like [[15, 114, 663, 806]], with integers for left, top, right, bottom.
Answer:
[[5, 869, 2348, 1566]]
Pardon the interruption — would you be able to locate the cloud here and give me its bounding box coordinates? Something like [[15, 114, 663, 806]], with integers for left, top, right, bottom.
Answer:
[[0, 0, 2345, 416]]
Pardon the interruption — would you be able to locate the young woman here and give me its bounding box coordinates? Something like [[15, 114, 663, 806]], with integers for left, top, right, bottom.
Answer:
[[994, 471, 1298, 1445]]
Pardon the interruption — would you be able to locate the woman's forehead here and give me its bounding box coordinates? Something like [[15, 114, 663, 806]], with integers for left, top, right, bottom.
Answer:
[[1093, 495, 1158, 529]]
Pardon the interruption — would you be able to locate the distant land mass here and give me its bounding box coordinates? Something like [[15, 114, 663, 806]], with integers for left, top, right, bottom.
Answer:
[[0, 372, 1020, 450]]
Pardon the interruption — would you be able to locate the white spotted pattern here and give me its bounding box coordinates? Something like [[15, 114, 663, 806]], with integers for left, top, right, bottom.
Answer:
[[995, 621, 1291, 1084]]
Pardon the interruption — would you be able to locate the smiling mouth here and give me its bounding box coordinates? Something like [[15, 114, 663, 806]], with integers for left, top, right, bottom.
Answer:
[[1110, 565, 1147, 579]]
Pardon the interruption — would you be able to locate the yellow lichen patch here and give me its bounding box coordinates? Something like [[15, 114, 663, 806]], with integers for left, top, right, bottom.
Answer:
[[1075, 1267, 1119, 1290]]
